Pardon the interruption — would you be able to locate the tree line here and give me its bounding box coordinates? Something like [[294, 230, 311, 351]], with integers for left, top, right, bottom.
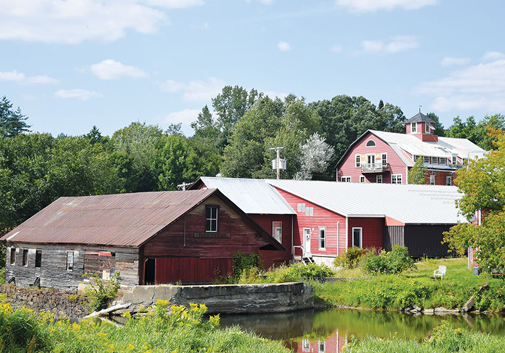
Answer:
[[1, 90, 504, 232]]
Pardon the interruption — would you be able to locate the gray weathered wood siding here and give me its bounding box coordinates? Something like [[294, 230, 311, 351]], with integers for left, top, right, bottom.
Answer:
[[5, 243, 139, 292]]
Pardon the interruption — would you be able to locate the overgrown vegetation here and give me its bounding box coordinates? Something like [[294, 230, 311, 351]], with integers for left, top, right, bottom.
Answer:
[[333, 246, 367, 269], [360, 245, 416, 274], [344, 322, 505, 352], [0, 297, 290, 353], [232, 252, 262, 280], [237, 263, 335, 284], [83, 272, 120, 312]]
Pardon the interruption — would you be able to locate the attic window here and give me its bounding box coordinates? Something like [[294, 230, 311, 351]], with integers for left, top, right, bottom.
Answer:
[[206, 206, 219, 232], [366, 140, 376, 147]]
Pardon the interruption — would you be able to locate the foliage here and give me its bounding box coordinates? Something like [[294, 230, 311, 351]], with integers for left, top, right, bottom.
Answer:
[[360, 246, 416, 274], [408, 156, 427, 184], [446, 114, 505, 150], [295, 132, 335, 180], [426, 112, 445, 137], [232, 252, 262, 280], [333, 246, 367, 269], [237, 263, 335, 284], [83, 272, 121, 312], [444, 128, 505, 273], [0, 96, 30, 138]]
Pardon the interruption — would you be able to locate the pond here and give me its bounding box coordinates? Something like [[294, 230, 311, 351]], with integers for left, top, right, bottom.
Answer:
[[219, 308, 505, 352]]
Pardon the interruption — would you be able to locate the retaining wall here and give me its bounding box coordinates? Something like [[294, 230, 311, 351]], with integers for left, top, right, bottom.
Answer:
[[122, 282, 314, 315]]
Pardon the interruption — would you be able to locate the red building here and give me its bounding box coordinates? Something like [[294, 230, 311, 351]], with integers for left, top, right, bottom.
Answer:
[[335, 112, 485, 185]]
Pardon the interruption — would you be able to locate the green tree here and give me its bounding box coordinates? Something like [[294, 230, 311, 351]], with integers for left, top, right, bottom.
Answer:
[[446, 116, 479, 144], [426, 112, 445, 137], [408, 156, 427, 184], [443, 128, 505, 272], [0, 96, 31, 138]]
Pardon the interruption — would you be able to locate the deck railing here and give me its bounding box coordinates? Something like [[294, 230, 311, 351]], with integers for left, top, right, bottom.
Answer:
[[361, 162, 390, 173]]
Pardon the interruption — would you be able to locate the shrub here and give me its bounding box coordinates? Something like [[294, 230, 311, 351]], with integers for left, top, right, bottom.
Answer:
[[83, 272, 120, 312], [361, 246, 415, 274], [232, 252, 262, 280], [333, 246, 367, 269]]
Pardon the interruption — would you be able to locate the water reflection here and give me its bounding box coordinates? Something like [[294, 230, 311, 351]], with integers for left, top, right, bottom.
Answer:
[[220, 309, 505, 352]]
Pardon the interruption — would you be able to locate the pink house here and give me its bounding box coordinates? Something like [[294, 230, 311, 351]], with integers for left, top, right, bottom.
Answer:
[[335, 112, 485, 185]]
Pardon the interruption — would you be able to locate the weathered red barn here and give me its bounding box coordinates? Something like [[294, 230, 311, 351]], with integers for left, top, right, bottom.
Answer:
[[335, 112, 485, 185], [1, 189, 283, 291]]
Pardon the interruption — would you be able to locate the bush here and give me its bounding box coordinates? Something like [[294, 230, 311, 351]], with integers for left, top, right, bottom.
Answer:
[[232, 252, 262, 280], [333, 246, 367, 269], [361, 246, 415, 274], [83, 272, 120, 312]]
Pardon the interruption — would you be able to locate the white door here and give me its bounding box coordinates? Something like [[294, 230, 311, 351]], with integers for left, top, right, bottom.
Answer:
[[303, 228, 311, 255]]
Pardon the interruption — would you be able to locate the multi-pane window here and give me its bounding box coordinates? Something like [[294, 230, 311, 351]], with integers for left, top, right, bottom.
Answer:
[[446, 176, 452, 186], [382, 153, 387, 166], [10, 248, 15, 265], [35, 250, 42, 268], [376, 175, 382, 183], [319, 227, 326, 250], [452, 156, 457, 165], [440, 157, 447, 165], [425, 122, 431, 133], [411, 122, 417, 133], [423, 156, 430, 164], [272, 221, 282, 244], [22, 249, 28, 266], [341, 176, 351, 182], [432, 157, 438, 165], [366, 140, 376, 147], [355, 155, 361, 168], [360, 176, 365, 183], [66, 251, 74, 271], [206, 206, 218, 232], [391, 174, 402, 184]]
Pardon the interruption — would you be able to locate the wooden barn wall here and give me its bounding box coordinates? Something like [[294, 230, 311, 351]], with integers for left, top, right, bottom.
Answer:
[[5, 243, 139, 291], [142, 194, 276, 283], [404, 224, 453, 258], [384, 226, 405, 251], [347, 217, 384, 251], [273, 188, 346, 258], [250, 214, 293, 268]]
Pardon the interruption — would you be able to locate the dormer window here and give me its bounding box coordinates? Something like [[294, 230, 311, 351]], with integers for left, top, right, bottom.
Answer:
[[411, 122, 417, 133], [425, 122, 431, 133], [366, 140, 376, 147]]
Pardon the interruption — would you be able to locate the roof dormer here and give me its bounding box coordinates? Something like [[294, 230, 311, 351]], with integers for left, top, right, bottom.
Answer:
[[405, 112, 438, 142]]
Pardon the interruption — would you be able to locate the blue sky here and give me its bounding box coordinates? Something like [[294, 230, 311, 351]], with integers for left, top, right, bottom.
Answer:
[[1, 0, 504, 137]]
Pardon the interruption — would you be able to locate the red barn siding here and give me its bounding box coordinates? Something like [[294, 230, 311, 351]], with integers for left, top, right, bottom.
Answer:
[[347, 217, 384, 251], [141, 194, 275, 283], [337, 132, 407, 184], [274, 188, 347, 258], [250, 214, 293, 268]]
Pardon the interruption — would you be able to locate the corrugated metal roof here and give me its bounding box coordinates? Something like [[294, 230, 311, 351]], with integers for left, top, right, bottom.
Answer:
[[198, 177, 296, 215], [1, 189, 218, 247], [266, 179, 465, 224], [370, 130, 485, 159]]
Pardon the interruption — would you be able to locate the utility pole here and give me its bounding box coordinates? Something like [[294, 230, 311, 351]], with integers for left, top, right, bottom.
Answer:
[[268, 146, 284, 180], [177, 181, 193, 191]]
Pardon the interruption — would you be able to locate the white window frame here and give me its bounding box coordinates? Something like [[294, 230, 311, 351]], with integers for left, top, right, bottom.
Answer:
[[432, 157, 438, 165], [318, 340, 326, 353], [355, 154, 361, 168], [430, 175, 435, 185], [272, 221, 282, 244], [360, 176, 365, 183], [366, 140, 376, 147], [376, 175, 382, 184], [391, 174, 402, 184], [452, 155, 457, 165], [318, 227, 326, 251], [381, 153, 387, 166], [341, 176, 351, 182], [423, 156, 430, 164], [425, 122, 431, 133], [206, 206, 219, 232], [440, 157, 447, 165], [446, 176, 452, 186], [411, 122, 417, 133], [352, 227, 362, 248]]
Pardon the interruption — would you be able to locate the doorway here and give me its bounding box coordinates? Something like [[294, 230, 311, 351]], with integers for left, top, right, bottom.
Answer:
[[144, 258, 155, 284], [303, 228, 311, 255]]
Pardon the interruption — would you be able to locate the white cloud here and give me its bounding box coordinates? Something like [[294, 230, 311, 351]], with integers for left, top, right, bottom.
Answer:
[[261, 90, 289, 100], [481, 51, 505, 62], [440, 57, 471, 67], [54, 89, 101, 101], [336, 0, 436, 12], [329, 45, 343, 53], [361, 36, 419, 54], [142, 0, 204, 8], [246, 0, 274, 4], [414, 55, 505, 112], [159, 77, 225, 102], [0, 70, 59, 84], [0, 0, 169, 44], [162, 109, 201, 125], [90, 60, 147, 80], [278, 41, 291, 52]]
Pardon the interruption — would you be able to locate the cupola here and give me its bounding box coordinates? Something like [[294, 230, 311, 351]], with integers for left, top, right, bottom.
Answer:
[[405, 112, 438, 142]]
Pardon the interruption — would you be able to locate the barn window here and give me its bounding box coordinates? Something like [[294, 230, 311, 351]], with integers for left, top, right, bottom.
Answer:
[[10, 248, 15, 265], [318, 341, 326, 353], [319, 227, 326, 250], [341, 176, 351, 182], [432, 157, 438, 165], [440, 157, 447, 165], [446, 176, 452, 186], [352, 228, 362, 248], [452, 155, 457, 165], [66, 251, 74, 271], [35, 250, 42, 268], [360, 176, 365, 183], [355, 155, 361, 167], [22, 249, 28, 266], [411, 122, 417, 133], [376, 175, 382, 183], [430, 175, 435, 185], [272, 222, 282, 244], [206, 206, 218, 232], [381, 153, 387, 166], [423, 156, 430, 164], [391, 174, 402, 184], [366, 140, 376, 147]]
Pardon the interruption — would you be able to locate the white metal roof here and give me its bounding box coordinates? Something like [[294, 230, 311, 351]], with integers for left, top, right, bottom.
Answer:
[[267, 179, 465, 224], [198, 177, 296, 215], [370, 130, 485, 159]]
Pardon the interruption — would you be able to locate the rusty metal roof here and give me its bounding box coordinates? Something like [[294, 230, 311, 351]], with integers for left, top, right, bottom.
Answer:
[[1, 189, 219, 247]]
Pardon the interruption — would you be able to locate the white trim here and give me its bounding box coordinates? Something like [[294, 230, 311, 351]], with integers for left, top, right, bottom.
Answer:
[[366, 139, 376, 147], [272, 221, 282, 244], [391, 174, 402, 184], [355, 154, 361, 168], [381, 153, 387, 166], [359, 175, 365, 183], [336, 221, 340, 257], [352, 227, 362, 248], [411, 122, 417, 133], [318, 226, 327, 251], [341, 176, 351, 182], [376, 175, 382, 183]]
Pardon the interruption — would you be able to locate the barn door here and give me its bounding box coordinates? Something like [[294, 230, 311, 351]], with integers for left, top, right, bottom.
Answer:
[[154, 257, 232, 284], [303, 228, 311, 255]]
